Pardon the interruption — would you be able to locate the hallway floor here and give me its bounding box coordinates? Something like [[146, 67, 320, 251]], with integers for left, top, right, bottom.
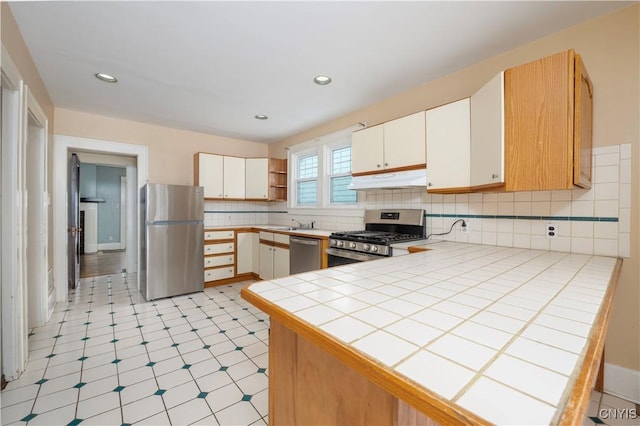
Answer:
[[1, 274, 638, 425], [1, 274, 269, 425]]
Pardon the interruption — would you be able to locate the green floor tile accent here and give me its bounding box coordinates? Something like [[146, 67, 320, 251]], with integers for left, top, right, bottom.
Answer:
[[197, 392, 208, 398], [203, 345, 211, 350], [35, 379, 48, 385], [257, 368, 266, 374], [78, 356, 88, 361], [112, 359, 122, 364], [219, 366, 228, 371], [53, 335, 62, 339], [81, 337, 90, 341], [171, 343, 179, 347], [235, 347, 243, 351], [21, 413, 38, 422], [154, 389, 166, 396], [67, 418, 84, 426], [140, 341, 149, 345], [45, 353, 57, 358], [146, 362, 156, 367], [589, 417, 605, 424], [73, 382, 87, 388], [113, 386, 125, 392], [241, 395, 252, 401], [110, 339, 119, 343], [182, 364, 192, 369], [191, 328, 198, 332]]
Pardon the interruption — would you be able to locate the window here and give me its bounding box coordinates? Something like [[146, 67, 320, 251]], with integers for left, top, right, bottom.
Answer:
[[289, 126, 360, 209], [329, 146, 356, 204], [296, 153, 318, 205]]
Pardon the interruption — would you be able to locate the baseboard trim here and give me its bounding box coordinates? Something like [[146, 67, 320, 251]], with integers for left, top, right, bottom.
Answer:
[[97, 243, 122, 251], [604, 362, 640, 404]]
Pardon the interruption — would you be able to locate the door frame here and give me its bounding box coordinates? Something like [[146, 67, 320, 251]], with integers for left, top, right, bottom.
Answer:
[[23, 86, 49, 328], [1, 46, 27, 381], [53, 135, 148, 302]]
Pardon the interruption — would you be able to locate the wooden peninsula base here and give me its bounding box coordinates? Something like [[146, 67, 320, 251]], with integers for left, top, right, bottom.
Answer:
[[269, 319, 442, 426]]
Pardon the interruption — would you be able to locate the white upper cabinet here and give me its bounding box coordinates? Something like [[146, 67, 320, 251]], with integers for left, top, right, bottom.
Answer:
[[195, 153, 223, 198], [223, 156, 246, 199], [470, 72, 504, 188], [351, 111, 426, 175], [245, 158, 269, 200], [426, 98, 471, 191], [351, 125, 384, 175]]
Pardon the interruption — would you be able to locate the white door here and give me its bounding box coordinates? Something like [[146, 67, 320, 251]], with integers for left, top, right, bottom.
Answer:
[[383, 111, 426, 170], [273, 247, 290, 279], [259, 243, 273, 280], [351, 125, 384, 174]]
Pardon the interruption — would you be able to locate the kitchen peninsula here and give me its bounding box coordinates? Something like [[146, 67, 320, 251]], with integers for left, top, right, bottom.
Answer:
[[241, 242, 621, 425]]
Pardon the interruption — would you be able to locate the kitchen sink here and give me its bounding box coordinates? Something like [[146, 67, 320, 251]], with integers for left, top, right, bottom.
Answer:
[[269, 226, 299, 231]]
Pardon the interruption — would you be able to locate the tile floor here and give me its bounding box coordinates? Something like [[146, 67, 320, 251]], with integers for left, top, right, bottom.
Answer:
[[1, 273, 638, 425], [1, 274, 269, 425]]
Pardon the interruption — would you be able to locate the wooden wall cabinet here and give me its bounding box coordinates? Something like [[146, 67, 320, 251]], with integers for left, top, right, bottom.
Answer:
[[268, 158, 288, 202], [504, 49, 593, 191], [351, 111, 426, 176]]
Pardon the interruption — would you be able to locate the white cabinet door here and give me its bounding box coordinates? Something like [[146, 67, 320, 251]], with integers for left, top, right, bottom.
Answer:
[[426, 99, 471, 191], [236, 232, 256, 275], [245, 158, 269, 199], [196, 153, 223, 198], [259, 243, 274, 280], [223, 156, 245, 199], [471, 72, 504, 187], [383, 111, 426, 171], [351, 125, 384, 175], [273, 247, 290, 279]]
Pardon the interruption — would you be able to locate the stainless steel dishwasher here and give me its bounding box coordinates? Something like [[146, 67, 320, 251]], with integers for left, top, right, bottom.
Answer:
[[289, 236, 321, 274]]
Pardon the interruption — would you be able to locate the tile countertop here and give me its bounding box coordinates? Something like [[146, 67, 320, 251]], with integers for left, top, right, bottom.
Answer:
[[241, 241, 622, 425]]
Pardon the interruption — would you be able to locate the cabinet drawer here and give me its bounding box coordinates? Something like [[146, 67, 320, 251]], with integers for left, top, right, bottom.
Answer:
[[204, 230, 234, 241], [204, 267, 234, 282], [259, 231, 274, 241], [204, 255, 234, 268], [204, 242, 234, 255], [274, 233, 289, 245]]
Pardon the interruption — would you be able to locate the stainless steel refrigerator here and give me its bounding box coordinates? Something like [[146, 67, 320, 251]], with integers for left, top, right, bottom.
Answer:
[[140, 183, 204, 301]]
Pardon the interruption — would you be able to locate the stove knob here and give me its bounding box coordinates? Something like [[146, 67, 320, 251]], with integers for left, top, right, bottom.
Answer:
[[336, 241, 344, 247], [363, 244, 370, 251], [370, 246, 379, 252], [349, 242, 357, 249]]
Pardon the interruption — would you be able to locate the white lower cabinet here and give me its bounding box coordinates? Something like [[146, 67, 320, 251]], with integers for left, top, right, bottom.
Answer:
[[205, 267, 234, 282], [204, 230, 235, 284], [237, 232, 259, 275], [259, 231, 290, 280]]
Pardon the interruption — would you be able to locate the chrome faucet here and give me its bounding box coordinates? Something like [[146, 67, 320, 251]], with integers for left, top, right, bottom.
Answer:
[[291, 218, 314, 229]]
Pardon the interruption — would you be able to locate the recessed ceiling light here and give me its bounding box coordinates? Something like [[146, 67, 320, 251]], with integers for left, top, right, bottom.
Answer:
[[314, 75, 332, 85], [255, 114, 268, 120], [95, 73, 118, 83]]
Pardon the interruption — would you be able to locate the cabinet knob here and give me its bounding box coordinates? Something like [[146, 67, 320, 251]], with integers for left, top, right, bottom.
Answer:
[[428, 182, 433, 187], [384, 163, 388, 167], [377, 164, 381, 168], [491, 174, 499, 179]]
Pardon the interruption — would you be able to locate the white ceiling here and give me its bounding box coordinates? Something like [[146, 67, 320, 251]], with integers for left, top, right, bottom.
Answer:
[[9, 1, 632, 144]]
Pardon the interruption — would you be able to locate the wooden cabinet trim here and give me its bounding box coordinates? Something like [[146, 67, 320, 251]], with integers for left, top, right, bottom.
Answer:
[[352, 163, 426, 177]]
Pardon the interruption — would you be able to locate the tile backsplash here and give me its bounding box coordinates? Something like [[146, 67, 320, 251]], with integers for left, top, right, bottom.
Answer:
[[205, 143, 631, 258]]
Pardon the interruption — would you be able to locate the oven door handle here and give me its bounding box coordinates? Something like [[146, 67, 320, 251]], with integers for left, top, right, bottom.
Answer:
[[325, 248, 383, 262]]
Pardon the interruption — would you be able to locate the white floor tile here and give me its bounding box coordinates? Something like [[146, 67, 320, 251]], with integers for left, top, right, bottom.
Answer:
[[76, 390, 121, 420], [122, 394, 166, 424], [81, 407, 122, 425], [215, 400, 262, 426]]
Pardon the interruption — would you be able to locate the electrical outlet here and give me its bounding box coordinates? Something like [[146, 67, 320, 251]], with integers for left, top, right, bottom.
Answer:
[[461, 220, 469, 233], [546, 223, 558, 239]]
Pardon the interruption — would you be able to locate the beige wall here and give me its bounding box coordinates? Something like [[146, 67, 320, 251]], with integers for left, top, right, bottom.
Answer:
[[54, 108, 268, 185], [270, 5, 640, 372], [2, 2, 56, 270]]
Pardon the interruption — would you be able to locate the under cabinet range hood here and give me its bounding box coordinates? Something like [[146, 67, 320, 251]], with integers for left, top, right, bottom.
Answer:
[[348, 169, 428, 190]]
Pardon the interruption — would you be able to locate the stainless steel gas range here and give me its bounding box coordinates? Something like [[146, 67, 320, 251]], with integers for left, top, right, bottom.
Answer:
[[326, 209, 426, 267]]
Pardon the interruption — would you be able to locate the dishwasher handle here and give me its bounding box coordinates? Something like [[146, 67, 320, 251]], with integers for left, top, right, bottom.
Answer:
[[290, 236, 319, 246]]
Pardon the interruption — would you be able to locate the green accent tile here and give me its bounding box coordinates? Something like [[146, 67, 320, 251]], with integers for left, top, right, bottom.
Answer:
[[206, 316, 213, 320], [146, 362, 156, 367], [258, 319, 265, 323], [248, 331, 255, 335], [112, 359, 121, 364], [235, 347, 243, 351], [110, 323, 117, 327], [191, 329, 198, 332], [109, 312, 116, 315], [599, 217, 619, 222], [113, 385, 125, 392], [73, 382, 87, 389], [219, 330, 226, 334], [132, 313, 139, 316], [35, 379, 48, 385], [81, 337, 90, 341], [85, 310, 92, 313], [136, 325, 143, 328], [156, 313, 163, 317], [243, 307, 249, 311], [181, 315, 187, 318], [46, 353, 57, 358], [171, 343, 179, 347], [21, 413, 38, 422], [257, 368, 266, 373], [195, 305, 202, 309], [83, 322, 91, 325], [78, 356, 88, 361], [163, 326, 170, 330], [182, 364, 192, 369], [219, 366, 228, 372], [241, 395, 252, 401], [121, 423, 132, 426], [140, 341, 149, 345], [53, 335, 62, 339], [154, 389, 166, 396], [202, 345, 211, 350], [589, 417, 605, 424], [197, 392, 208, 398], [111, 339, 119, 343], [232, 318, 238, 321]]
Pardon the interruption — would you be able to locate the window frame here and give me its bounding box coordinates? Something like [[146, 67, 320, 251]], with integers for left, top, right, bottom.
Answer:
[[288, 128, 360, 210]]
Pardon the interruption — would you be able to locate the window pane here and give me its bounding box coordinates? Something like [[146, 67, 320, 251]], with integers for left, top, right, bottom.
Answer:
[[298, 155, 318, 179], [297, 180, 317, 205], [330, 176, 357, 204], [332, 147, 351, 174]]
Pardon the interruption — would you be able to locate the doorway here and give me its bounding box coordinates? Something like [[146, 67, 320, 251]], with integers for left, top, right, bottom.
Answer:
[[53, 135, 148, 303]]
